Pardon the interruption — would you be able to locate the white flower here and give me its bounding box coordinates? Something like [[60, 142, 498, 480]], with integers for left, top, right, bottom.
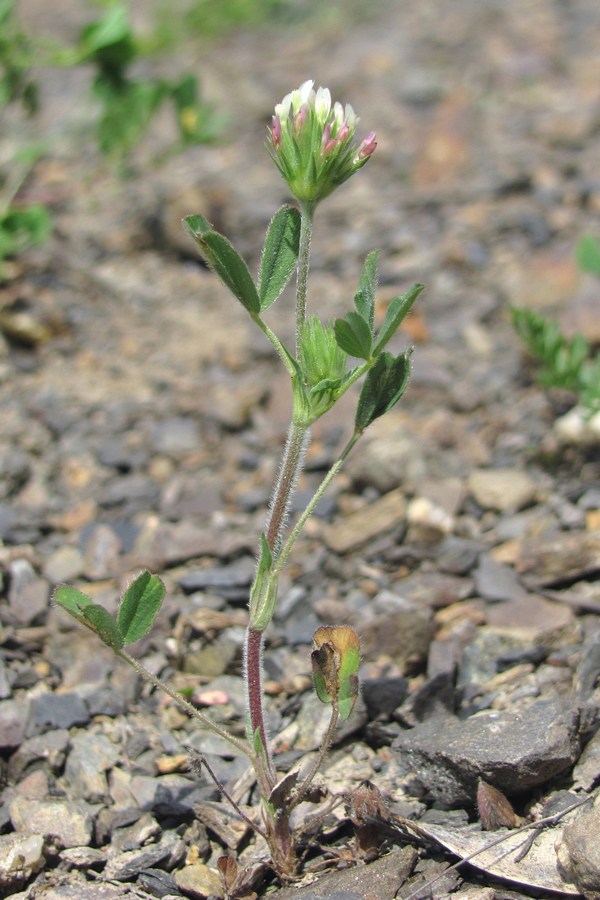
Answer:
[[314, 86, 331, 124]]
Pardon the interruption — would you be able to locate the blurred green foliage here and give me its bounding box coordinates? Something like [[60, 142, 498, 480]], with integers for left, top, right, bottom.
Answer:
[[511, 236, 600, 413]]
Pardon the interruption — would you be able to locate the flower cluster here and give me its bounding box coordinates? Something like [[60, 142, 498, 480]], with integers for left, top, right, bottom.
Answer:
[[268, 80, 377, 204]]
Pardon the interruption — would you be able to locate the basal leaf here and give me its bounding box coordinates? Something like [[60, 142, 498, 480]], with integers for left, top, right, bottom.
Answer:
[[258, 205, 301, 310], [117, 571, 165, 645]]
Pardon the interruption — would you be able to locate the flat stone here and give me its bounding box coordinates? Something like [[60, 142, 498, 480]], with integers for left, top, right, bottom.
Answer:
[[60, 846, 107, 869], [392, 699, 580, 805], [10, 797, 94, 848], [25, 691, 90, 737], [572, 729, 600, 791], [468, 468, 536, 512], [178, 556, 255, 601], [273, 846, 417, 900], [324, 489, 407, 554]]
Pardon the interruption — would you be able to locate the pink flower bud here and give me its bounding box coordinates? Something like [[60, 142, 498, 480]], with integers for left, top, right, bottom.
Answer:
[[271, 115, 282, 146], [293, 104, 307, 134], [356, 131, 377, 160], [336, 123, 350, 144]]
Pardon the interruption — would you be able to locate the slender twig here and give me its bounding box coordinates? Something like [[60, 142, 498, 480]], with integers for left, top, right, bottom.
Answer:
[[185, 747, 269, 841], [273, 431, 360, 577], [115, 649, 250, 757]]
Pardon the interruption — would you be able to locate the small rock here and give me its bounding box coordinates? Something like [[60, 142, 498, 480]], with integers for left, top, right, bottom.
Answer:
[[149, 417, 201, 456], [183, 638, 237, 678], [43, 545, 85, 583], [362, 677, 409, 717], [129, 774, 205, 818], [26, 691, 90, 737], [60, 846, 107, 869], [65, 731, 120, 801], [0, 699, 28, 750], [554, 407, 600, 447], [468, 468, 536, 512], [572, 730, 600, 791], [474, 554, 524, 603], [10, 797, 94, 848], [360, 591, 433, 673], [0, 833, 45, 893], [437, 536, 481, 575], [406, 496, 455, 542], [346, 433, 428, 492], [82, 523, 122, 580], [103, 832, 185, 881], [178, 557, 255, 602], [7, 729, 70, 779], [556, 795, 600, 898], [7, 558, 49, 625], [324, 489, 407, 554], [175, 862, 224, 899]]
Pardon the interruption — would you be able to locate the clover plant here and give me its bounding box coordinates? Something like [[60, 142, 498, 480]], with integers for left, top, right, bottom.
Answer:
[[55, 80, 424, 877]]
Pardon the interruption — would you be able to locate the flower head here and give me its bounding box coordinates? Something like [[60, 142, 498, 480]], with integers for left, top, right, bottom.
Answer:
[[268, 80, 377, 204]]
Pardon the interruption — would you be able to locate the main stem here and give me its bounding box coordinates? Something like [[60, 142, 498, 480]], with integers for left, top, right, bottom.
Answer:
[[244, 201, 316, 800]]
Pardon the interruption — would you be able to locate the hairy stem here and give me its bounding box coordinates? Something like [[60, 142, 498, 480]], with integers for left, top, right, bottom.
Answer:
[[295, 200, 315, 354], [244, 626, 276, 795]]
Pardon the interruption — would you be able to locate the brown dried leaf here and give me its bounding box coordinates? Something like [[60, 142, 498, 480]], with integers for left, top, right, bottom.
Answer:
[[477, 779, 523, 830]]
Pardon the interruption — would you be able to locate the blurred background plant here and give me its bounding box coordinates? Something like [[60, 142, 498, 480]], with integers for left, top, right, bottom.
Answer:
[[0, 0, 325, 279], [511, 234, 600, 416]]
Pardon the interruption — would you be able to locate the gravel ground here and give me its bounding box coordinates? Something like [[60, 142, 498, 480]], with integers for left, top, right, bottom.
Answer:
[[1, 1, 600, 897]]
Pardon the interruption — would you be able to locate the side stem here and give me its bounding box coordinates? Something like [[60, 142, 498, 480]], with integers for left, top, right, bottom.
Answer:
[[116, 649, 250, 757]]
